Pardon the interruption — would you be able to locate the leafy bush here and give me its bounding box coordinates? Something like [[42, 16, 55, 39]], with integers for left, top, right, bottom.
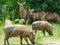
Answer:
[[19, 19, 25, 24], [14, 19, 25, 24], [14, 19, 19, 24]]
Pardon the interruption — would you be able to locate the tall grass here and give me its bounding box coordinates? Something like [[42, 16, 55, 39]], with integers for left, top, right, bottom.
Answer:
[[52, 23, 60, 38]]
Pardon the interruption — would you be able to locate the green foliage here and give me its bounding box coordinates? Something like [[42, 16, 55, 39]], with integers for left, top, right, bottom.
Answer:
[[14, 19, 20, 24], [0, 0, 60, 23], [26, 0, 60, 13], [0, 20, 2, 26], [19, 19, 25, 24], [14, 19, 25, 24]]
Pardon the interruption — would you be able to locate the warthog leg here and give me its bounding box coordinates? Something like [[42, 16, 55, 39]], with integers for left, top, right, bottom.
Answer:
[[20, 36, 23, 45], [24, 37, 29, 45], [4, 35, 9, 45], [42, 30, 45, 36]]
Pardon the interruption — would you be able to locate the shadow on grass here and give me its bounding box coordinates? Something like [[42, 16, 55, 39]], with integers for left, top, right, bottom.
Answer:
[[7, 43, 43, 45]]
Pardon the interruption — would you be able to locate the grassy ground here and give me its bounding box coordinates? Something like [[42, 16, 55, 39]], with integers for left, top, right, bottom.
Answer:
[[0, 22, 60, 45]]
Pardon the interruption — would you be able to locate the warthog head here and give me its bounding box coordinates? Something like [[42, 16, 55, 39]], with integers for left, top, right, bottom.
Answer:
[[29, 30, 35, 44], [17, 2, 26, 11], [28, 9, 34, 15]]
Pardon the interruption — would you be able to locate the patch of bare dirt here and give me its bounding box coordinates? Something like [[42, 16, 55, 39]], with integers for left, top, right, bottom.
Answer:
[[41, 38, 60, 45]]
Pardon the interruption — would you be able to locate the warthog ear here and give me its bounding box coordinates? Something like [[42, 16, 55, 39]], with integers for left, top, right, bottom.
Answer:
[[32, 9, 34, 11], [23, 2, 26, 5], [17, 2, 20, 5], [28, 9, 34, 12]]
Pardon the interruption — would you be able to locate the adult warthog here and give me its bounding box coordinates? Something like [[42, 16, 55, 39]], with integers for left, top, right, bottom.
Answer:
[[3, 20, 35, 45]]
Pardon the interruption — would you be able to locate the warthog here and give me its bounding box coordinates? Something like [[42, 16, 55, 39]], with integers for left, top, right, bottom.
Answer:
[[28, 9, 46, 22], [17, 2, 29, 24], [32, 21, 53, 36], [3, 20, 35, 45], [46, 12, 60, 23]]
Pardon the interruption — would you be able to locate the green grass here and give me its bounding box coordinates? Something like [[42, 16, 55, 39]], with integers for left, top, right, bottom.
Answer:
[[0, 23, 60, 45]]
